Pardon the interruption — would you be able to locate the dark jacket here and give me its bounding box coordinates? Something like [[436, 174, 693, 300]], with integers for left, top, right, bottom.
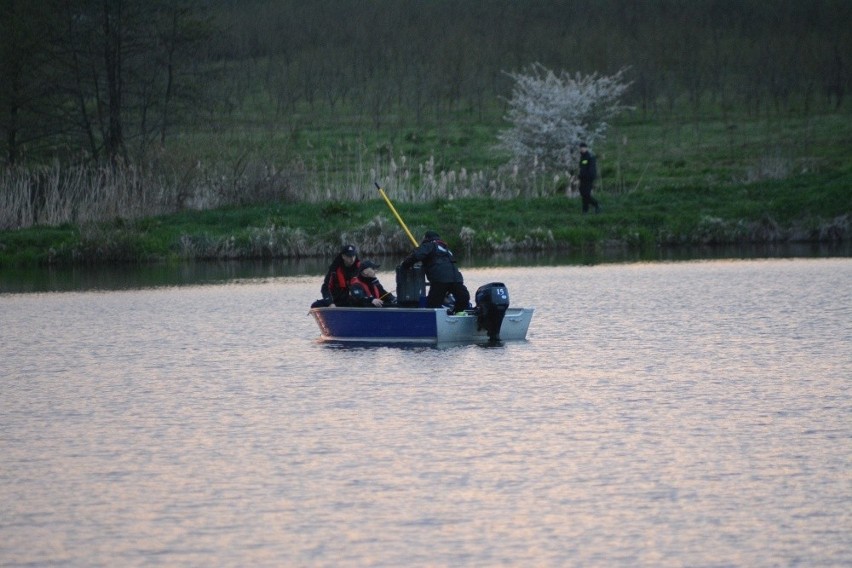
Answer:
[[321, 255, 361, 305], [349, 275, 394, 307], [400, 237, 464, 284], [578, 150, 597, 183]]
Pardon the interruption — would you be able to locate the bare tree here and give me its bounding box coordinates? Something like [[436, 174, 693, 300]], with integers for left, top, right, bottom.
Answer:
[[5, 0, 851, 171], [1, 0, 212, 165], [0, 0, 64, 164]]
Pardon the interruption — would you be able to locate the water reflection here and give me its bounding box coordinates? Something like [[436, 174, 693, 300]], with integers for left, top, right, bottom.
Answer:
[[2, 260, 850, 566], [319, 339, 510, 351], [1, 241, 849, 294]]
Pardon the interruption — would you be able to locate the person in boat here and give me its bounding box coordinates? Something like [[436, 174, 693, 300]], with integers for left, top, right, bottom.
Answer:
[[311, 244, 361, 308], [348, 260, 395, 307], [399, 230, 470, 314]]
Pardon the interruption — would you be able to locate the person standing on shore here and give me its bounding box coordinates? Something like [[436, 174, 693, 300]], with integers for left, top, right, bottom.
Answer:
[[577, 142, 601, 214]]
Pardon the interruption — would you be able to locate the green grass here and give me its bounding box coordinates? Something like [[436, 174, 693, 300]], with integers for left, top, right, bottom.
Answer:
[[2, 170, 848, 267], [1, 108, 850, 267], [186, 106, 850, 207]]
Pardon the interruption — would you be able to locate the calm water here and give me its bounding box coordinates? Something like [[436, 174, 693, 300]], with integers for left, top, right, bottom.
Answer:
[[1, 259, 850, 567]]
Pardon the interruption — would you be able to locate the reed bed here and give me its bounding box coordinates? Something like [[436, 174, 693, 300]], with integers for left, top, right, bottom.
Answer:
[[1, 152, 563, 231], [0, 158, 299, 231], [297, 144, 562, 205]]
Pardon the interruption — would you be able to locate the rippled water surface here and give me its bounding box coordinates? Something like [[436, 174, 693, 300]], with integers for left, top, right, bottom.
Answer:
[[2, 259, 850, 567]]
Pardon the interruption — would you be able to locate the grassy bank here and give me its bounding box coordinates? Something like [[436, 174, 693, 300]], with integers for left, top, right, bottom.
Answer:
[[1, 170, 848, 267], [1, 109, 850, 267]]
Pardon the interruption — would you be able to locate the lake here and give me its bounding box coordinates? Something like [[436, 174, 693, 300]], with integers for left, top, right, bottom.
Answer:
[[1, 258, 850, 566]]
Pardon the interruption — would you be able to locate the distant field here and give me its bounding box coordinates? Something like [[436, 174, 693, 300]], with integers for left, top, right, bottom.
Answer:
[[168, 102, 852, 201]]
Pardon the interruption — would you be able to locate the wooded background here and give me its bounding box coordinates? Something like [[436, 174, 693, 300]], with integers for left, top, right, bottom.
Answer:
[[2, 0, 849, 166]]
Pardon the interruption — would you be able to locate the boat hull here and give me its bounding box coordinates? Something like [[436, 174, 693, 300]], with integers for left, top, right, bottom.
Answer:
[[310, 306, 534, 344]]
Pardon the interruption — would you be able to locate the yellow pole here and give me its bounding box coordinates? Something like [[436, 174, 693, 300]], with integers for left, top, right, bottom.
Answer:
[[375, 182, 418, 247]]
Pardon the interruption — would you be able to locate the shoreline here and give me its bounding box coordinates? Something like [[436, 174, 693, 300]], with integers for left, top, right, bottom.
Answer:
[[1, 201, 849, 268], [3, 241, 850, 295]]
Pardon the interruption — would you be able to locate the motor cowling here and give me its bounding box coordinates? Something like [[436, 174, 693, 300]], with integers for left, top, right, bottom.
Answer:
[[475, 282, 510, 340]]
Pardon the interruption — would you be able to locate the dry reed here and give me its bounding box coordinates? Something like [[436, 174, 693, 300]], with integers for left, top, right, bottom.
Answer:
[[1, 151, 562, 230]]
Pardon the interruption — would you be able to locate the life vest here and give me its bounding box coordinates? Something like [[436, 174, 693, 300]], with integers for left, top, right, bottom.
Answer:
[[350, 276, 382, 300], [329, 260, 360, 296]]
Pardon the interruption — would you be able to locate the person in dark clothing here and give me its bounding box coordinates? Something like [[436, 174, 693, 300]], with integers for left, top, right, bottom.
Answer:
[[348, 260, 395, 307], [311, 244, 361, 308], [399, 230, 470, 314], [577, 142, 601, 214]]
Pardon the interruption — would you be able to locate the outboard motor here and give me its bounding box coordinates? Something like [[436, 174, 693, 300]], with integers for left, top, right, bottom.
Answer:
[[475, 282, 510, 340], [396, 265, 427, 307]]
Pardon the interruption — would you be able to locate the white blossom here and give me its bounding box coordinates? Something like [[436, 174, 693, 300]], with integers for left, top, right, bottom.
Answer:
[[496, 63, 632, 174]]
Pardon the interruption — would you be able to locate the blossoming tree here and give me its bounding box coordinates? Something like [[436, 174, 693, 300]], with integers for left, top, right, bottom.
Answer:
[[497, 63, 632, 175]]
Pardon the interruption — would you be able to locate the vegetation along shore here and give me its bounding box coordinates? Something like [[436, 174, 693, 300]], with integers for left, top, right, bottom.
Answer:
[[1, 108, 850, 267], [2, 155, 849, 267], [1, 1, 850, 267]]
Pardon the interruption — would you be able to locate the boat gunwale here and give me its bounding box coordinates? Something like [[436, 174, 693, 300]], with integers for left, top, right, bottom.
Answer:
[[310, 306, 534, 343]]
